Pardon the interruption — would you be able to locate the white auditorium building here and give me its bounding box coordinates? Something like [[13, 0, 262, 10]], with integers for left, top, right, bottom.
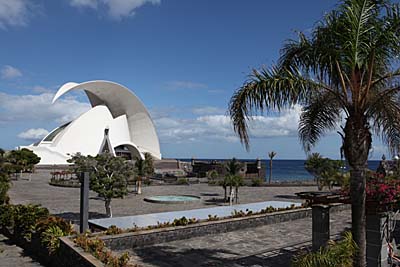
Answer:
[[22, 80, 161, 165]]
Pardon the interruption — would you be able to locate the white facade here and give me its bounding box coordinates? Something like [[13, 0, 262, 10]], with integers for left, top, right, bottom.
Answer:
[[22, 80, 161, 165]]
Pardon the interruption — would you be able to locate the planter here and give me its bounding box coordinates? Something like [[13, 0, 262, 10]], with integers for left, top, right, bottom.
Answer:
[[366, 200, 399, 215], [366, 212, 389, 267]]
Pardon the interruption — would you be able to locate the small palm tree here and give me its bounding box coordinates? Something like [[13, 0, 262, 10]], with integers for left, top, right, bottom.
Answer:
[[134, 152, 154, 195], [231, 175, 244, 204], [229, 1, 400, 264], [225, 158, 242, 203], [268, 151, 276, 184]]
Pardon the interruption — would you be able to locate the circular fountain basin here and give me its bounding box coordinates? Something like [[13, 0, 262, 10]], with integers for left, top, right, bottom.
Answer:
[[144, 195, 201, 204]]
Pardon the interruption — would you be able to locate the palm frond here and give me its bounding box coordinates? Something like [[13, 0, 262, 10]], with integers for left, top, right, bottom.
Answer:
[[228, 66, 321, 149], [368, 89, 400, 155], [299, 92, 342, 152]]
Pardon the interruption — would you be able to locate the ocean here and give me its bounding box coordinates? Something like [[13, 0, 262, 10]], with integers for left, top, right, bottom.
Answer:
[[178, 159, 381, 182]]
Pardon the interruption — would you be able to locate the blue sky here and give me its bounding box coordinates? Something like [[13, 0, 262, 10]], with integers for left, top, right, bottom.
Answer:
[[0, 0, 389, 159]]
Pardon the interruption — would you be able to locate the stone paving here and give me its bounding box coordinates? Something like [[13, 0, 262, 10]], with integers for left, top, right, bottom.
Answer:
[[124, 210, 351, 267], [8, 169, 319, 222], [0, 234, 43, 267], [4, 169, 325, 267]]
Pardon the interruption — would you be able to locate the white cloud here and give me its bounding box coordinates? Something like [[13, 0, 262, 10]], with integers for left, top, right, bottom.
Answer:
[[69, 0, 160, 19], [0, 92, 90, 124], [192, 106, 225, 115], [106, 0, 160, 19], [0, 0, 34, 29], [70, 0, 98, 9], [154, 105, 302, 144], [165, 81, 208, 90], [1, 65, 22, 79], [31, 85, 53, 94], [18, 128, 49, 140]]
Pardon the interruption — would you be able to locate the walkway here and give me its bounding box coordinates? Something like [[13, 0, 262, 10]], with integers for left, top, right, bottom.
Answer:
[[0, 234, 44, 267], [122, 210, 351, 267]]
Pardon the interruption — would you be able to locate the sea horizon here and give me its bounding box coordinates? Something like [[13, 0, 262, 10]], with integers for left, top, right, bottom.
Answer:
[[174, 158, 381, 181]]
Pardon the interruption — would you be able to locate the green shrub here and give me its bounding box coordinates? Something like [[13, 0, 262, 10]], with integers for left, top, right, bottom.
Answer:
[[40, 225, 66, 254], [207, 214, 219, 221], [0, 204, 14, 228], [176, 178, 189, 185], [35, 216, 74, 254], [0, 173, 10, 205], [143, 178, 152, 186], [292, 232, 356, 267], [13, 204, 49, 240], [74, 233, 131, 267], [251, 177, 263, 186], [105, 225, 123, 235]]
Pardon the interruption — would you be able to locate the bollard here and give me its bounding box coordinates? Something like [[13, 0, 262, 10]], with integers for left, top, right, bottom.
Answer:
[[312, 204, 331, 251], [80, 172, 89, 233]]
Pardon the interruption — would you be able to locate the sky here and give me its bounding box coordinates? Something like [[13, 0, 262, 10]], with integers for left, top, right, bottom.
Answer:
[[0, 0, 390, 160]]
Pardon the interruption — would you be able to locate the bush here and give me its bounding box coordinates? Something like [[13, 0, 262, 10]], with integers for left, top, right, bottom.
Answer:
[[292, 232, 356, 267], [143, 178, 152, 186], [11, 204, 49, 240], [105, 225, 123, 235], [251, 177, 263, 186], [0, 204, 14, 228], [176, 178, 189, 185], [74, 233, 131, 267], [207, 214, 219, 221], [35, 216, 74, 254], [0, 173, 10, 205]]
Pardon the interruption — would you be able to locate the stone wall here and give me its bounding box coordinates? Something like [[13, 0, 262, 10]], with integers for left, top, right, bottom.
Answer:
[[101, 204, 349, 251]]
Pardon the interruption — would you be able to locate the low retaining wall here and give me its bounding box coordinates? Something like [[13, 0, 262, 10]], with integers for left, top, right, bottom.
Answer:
[[101, 204, 349, 251], [58, 237, 104, 267]]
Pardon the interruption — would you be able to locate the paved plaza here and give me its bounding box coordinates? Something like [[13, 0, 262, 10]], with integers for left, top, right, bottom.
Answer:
[[8, 169, 317, 222], [4, 169, 345, 267]]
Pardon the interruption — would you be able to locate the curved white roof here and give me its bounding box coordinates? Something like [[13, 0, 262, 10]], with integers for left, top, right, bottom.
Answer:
[[53, 80, 161, 158], [22, 80, 161, 164]]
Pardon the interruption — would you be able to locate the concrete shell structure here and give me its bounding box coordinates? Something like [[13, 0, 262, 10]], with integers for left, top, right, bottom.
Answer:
[[23, 80, 161, 165]]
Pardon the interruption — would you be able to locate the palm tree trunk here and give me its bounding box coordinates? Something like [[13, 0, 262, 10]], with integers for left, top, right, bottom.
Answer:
[[224, 186, 227, 201], [269, 160, 272, 184], [137, 176, 142, 194], [343, 115, 371, 267], [235, 186, 239, 204]]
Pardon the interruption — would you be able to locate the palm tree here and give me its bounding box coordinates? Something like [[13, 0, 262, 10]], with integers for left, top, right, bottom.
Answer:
[[228, 1, 400, 265], [134, 152, 154, 195], [268, 151, 276, 184], [225, 158, 242, 203]]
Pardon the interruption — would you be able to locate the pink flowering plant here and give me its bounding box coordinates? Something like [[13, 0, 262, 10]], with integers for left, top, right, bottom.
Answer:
[[366, 179, 400, 206], [341, 173, 400, 211]]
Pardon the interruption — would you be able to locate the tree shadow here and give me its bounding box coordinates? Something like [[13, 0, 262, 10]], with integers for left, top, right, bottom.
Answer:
[[203, 198, 228, 206], [273, 194, 301, 200], [235, 246, 308, 267], [130, 243, 310, 267], [131, 245, 240, 267], [200, 193, 220, 197], [1, 234, 48, 267]]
